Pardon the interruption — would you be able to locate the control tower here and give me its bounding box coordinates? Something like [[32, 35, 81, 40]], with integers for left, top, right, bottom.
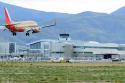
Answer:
[[58, 33, 71, 41]]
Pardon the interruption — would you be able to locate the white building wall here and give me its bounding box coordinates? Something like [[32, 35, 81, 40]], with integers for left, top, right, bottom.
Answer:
[[84, 48, 119, 55], [0, 43, 9, 55]]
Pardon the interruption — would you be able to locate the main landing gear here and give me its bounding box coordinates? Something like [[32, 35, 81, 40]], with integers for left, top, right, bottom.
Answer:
[[12, 32, 16, 36], [11, 32, 30, 36], [26, 32, 30, 36]]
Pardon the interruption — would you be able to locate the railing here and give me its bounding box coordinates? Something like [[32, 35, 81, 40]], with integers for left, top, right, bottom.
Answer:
[[0, 56, 122, 62]]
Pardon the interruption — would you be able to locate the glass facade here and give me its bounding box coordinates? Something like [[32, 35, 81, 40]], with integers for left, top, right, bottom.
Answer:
[[84, 46, 118, 49], [30, 42, 41, 49], [44, 50, 50, 54], [73, 46, 84, 49], [9, 43, 15, 53], [44, 45, 49, 49]]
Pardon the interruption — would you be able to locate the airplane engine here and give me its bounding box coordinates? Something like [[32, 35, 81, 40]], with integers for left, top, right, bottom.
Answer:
[[32, 28, 40, 33]]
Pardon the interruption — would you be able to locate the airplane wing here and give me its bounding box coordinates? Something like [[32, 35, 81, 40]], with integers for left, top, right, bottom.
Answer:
[[40, 19, 56, 28], [42, 21, 56, 28]]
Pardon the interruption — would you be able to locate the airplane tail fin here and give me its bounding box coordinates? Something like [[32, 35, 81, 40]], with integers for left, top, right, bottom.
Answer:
[[4, 7, 12, 25]]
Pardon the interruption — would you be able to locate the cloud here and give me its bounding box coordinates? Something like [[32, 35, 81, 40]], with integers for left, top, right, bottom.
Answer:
[[0, 0, 125, 14]]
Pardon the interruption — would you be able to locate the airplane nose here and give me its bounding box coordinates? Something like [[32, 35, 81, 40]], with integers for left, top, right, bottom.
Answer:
[[32, 28, 40, 33], [38, 28, 41, 31], [39, 28, 41, 30], [32, 27, 41, 33], [36, 28, 40, 32]]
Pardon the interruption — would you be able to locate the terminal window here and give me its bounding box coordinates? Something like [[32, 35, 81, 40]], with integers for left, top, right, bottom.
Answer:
[[9, 43, 15, 53], [30, 42, 41, 49]]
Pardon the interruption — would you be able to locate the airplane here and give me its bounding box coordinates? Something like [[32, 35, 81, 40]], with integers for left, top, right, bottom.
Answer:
[[0, 7, 56, 36]]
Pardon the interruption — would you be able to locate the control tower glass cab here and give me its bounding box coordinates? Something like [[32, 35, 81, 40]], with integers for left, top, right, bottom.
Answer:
[[59, 34, 71, 41]]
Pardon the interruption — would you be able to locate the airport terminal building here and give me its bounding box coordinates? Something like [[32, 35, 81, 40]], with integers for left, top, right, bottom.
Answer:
[[28, 34, 125, 61]]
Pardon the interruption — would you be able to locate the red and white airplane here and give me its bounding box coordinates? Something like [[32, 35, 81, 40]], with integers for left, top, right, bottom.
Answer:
[[1, 7, 56, 36]]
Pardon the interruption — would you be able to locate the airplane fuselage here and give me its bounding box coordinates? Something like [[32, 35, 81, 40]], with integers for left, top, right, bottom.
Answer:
[[6, 21, 41, 33]]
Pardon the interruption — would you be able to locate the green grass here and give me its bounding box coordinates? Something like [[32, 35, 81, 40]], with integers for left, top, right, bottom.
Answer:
[[0, 62, 124, 83]]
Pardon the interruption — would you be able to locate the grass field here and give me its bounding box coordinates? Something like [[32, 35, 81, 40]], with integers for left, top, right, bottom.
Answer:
[[0, 62, 125, 83]]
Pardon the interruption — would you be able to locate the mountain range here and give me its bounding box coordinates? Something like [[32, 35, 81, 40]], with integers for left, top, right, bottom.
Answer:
[[0, 2, 125, 44]]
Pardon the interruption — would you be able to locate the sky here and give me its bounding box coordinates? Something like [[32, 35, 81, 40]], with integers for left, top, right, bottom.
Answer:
[[0, 0, 125, 14]]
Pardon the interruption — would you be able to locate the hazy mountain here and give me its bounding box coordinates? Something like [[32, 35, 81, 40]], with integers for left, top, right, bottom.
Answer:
[[0, 2, 125, 44], [77, 11, 108, 17], [111, 6, 125, 15]]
